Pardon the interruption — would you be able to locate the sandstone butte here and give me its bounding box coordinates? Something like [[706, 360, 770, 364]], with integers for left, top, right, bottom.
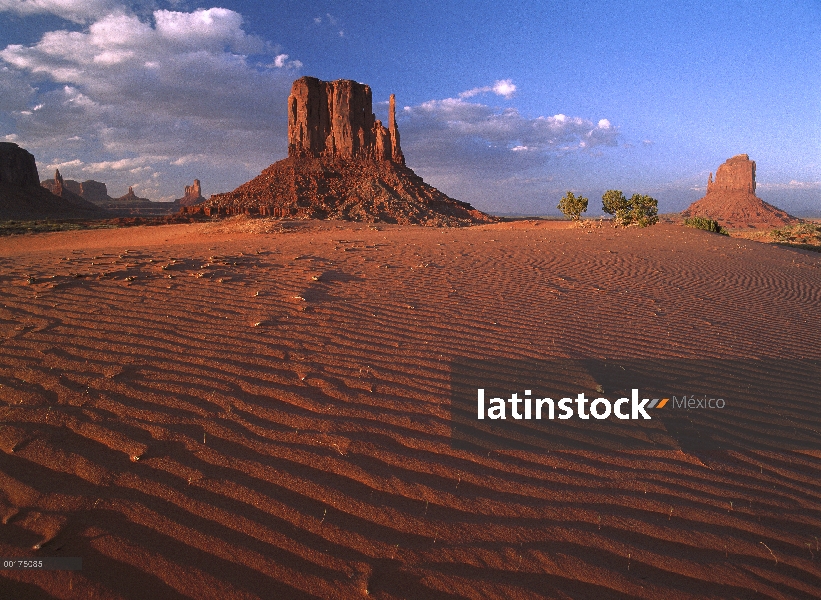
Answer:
[[184, 77, 494, 226], [42, 171, 110, 204], [113, 185, 151, 204], [0, 144, 101, 220], [682, 154, 798, 229], [175, 178, 206, 207], [42, 170, 187, 216]]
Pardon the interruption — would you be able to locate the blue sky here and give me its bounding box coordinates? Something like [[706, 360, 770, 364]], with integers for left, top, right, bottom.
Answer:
[[1, 0, 818, 215]]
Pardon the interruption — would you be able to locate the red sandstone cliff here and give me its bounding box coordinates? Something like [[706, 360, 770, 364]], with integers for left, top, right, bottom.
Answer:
[[287, 77, 405, 165], [187, 77, 493, 226], [0, 145, 102, 219], [41, 173, 111, 204], [175, 179, 206, 207], [682, 154, 798, 229]]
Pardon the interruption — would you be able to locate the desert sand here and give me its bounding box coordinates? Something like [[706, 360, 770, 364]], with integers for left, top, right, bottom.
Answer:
[[1, 218, 820, 599]]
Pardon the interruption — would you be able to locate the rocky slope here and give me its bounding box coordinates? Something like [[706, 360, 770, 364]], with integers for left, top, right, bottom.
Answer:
[[683, 154, 798, 229], [1, 145, 101, 219], [186, 77, 493, 226]]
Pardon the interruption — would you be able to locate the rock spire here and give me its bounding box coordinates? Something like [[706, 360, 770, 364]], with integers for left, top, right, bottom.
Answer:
[[287, 77, 404, 164], [184, 76, 493, 226], [1, 142, 101, 219], [176, 179, 206, 207], [682, 154, 798, 229]]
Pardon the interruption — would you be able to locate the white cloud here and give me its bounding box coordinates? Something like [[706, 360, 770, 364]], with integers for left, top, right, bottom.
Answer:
[[0, 0, 120, 23], [272, 53, 301, 69], [758, 180, 821, 190], [44, 158, 82, 171], [312, 13, 344, 37], [0, 4, 300, 197], [170, 154, 209, 166], [402, 97, 618, 155], [391, 94, 620, 213], [459, 79, 517, 99], [83, 156, 166, 173]]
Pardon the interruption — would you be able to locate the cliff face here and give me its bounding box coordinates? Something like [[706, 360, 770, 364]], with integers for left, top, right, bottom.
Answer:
[[0, 145, 102, 219], [0, 142, 40, 187], [41, 170, 111, 204], [683, 154, 798, 229], [707, 154, 757, 194], [187, 76, 492, 226], [288, 77, 404, 165], [176, 179, 206, 207], [79, 180, 110, 204]]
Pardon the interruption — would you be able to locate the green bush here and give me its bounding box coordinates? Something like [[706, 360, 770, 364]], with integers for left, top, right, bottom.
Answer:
[[629, 194, 659, 227], [769, 222, 821, 243], [601, 190, 630, 225], [602, 190, 658, 227], [557, 191, 588, 221], [683, 217, 728, 235]]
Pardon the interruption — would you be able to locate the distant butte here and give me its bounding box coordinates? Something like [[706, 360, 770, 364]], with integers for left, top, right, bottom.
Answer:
[[175, 179, 205, 207], [42, 171, 111, 205], [0, 144, 101, 219], [682, 154, 798, 229], [185, 77, 494, 226]]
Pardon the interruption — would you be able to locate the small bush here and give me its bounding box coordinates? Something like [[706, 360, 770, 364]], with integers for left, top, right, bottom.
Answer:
[[684, 217, 729, 235], [769, 222, 821, 244], [629, 194, 659, 227], [602, 190, 658, 227], [601, 190, 630, 225], [557, 191, 588, 221]]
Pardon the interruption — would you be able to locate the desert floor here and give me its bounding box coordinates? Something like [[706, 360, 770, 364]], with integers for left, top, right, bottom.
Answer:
[[1, 218, 820, 599]]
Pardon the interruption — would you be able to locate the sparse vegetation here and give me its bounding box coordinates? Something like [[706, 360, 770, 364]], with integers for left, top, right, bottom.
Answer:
[[770, 222, 821, 244], [727, 221, 821, 253], [768, 222, 821, 251], [0, 220, 112, 236], [629, 194, 659, 227], [602, 190, 658, 227], [683, 217, 729, 235], [0, 214, 208, 236], [557, 191, 588, 221], [601, 190, 630, 225]]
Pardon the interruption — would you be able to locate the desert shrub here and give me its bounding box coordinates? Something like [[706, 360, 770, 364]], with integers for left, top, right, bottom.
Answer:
[[601, 190, 630, 225], [602, 190, 658, 227], [629, 194, 658, 227], [769, 222, 821, 244], [683, 217, 729, 235], [557, 191, 588, 221]]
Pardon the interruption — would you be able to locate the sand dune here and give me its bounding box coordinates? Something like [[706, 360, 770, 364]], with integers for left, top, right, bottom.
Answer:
[[1, 218, 820, 598]]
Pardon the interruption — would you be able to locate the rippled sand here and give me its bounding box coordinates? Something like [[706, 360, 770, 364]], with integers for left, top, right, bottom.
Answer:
[[1, 218, 820, 598]]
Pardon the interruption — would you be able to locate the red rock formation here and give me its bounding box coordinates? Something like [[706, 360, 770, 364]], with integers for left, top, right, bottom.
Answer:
[[41, 174, 111, 204], [189, 77, 491, 225], [176, 179, 206, 207], [79, 180, 110, 204], [287, 77, 404, 164], [0, 142, 40, 187], [682, 154, 798, 229], [389, 94, 404, 165], [115, 186, 149, 203], [1, 144, 102, 219], [183, 156, 493, 225], [40, 168, 100, 208], [52, 169, 65, 196]]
